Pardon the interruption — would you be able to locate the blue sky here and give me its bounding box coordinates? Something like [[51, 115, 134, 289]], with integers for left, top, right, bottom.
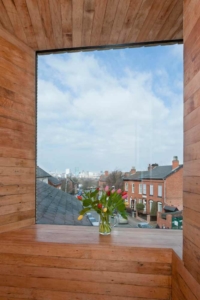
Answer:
[[37, 44, 183, 174]]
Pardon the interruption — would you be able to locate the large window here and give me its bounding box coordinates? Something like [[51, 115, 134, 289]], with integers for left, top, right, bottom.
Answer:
[[150, 185, 153, 196], [132, 183, 134, 193], [139, 184, 142, 194], [143, 184, 146, 195], [158, 185, 162, 197], [125, 183, 128, 191]]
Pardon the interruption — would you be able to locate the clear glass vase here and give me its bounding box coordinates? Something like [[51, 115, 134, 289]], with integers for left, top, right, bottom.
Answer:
[[99, 214, 117, 235]]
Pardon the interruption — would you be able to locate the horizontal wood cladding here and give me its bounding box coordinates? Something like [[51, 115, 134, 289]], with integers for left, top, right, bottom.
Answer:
[[183, 0, 200, 286], [171, 251, 200, 300], [0, 27, 35, 233], [0, 226, 175, 300], [0, 0, 183, 51]]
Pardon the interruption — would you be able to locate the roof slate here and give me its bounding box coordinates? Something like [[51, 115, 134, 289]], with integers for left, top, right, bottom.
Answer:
[[124, 165, 183, 181], [48, 176, 62, 186], [36, 180, 91, 226], [37, 166, 51, 178]]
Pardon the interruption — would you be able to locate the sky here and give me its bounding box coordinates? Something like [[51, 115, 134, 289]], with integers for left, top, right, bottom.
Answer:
[[37, 44, 183, 174]]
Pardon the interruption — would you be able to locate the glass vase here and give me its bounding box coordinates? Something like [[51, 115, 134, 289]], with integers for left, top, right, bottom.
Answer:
[[99, 214, 118, 235]]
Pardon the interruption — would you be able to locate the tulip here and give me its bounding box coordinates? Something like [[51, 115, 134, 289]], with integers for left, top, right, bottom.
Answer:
[[122, 191, 127, 196], [106, 191, 111, 196], [77, 196, 82, 201], [111, 189, 115, 193], [96, 187, 100, 191], [117, 189, 122, 194], [103, 207, 107, 212], [77, 215, 83, 220], [97, 203, 102, 209], [122, 195, 127, 199], [105, 186, 109, 191]]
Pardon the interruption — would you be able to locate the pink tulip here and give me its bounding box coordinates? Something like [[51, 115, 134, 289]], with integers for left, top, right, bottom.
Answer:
[[111, 189, 115, 193], [105, 186, 109, 191], [117, 189, 122, 194], [122, 195, 127, 199]]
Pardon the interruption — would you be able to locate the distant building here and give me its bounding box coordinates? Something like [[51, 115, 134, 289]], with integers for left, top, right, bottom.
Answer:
[[37, 166, 62, 189], [98, 171, 109, 190], [123, 156, 183, 221]]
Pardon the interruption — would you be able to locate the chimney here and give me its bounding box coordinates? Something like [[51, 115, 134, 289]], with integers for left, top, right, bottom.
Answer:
[[172, 156, 179, 170], [130, 166, 136, 174], [148, 163, 158, 171], [104, 171, 109, 177]]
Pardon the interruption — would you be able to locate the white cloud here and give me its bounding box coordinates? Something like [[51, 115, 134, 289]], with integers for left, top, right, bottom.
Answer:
[[37, 51, 183, 173]]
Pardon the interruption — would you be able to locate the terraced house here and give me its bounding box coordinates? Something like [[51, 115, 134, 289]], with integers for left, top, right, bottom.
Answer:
[[124, 156, 183, 218]]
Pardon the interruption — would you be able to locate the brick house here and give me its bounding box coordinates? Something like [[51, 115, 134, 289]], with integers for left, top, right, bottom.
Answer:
[[123, 157, 183, 220], [98, 171, 109, 190]]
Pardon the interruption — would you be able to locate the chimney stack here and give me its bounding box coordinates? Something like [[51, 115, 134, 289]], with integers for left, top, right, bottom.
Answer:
[[130, 166, 136, 174], [172, 156, 179, 170], [104, 171, 109, 177], [148, 163, 158, 171]]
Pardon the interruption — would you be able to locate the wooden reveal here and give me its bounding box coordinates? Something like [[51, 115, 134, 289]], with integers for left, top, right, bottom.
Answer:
[[0, 28, 35, 233]]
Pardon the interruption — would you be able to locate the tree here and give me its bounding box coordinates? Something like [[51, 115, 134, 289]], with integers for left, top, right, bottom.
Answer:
[[105, 170, 123, 190], [136, 203, 145, 212]]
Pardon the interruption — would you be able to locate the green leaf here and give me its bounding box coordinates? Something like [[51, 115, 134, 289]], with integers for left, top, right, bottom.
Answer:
[[79, 207, 92, 215], [83, 199, 91, 207]]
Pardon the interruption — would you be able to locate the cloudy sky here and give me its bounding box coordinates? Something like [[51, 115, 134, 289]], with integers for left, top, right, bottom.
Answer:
[[37, 44, 183, 174]]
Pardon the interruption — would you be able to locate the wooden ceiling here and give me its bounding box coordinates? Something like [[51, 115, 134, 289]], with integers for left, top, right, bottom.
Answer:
[[0, 0, 183, 51]]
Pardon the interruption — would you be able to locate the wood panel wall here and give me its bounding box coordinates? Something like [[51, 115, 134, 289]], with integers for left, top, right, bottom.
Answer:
[[183, 0, 200, 285], [171, 251, 200, 300], [0, 238, 172, 300], [0, 27, 35, 233]]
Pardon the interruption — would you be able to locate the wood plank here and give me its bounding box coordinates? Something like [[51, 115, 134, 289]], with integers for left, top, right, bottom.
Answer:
[[0, 157, 34, 168], [72, 0, 84, 47], [0, 86, 34, 110], [0, 194, 35, 206], [0, 264, 171, 287], [183, 159, 200, 177], [0, 147, 35, 160], [0, 0, 14, 34], [0, 128, 35, 146], [0, 104, 35, 126], [184, 122, 200, 146], [136, 0, 166, 43], [118, 0, 142, 44], [0, 166, 35, 176], [0, 286, 165, 300], [37, 0, 56, 49], [0, 117, 35, 134], [184, 192, 200, 212], [60, 0, 72, 48], [0, 274, 171, 299], [13, 0, 38, 49], [0, 202, 35, 217], [100, 0, 120, 45], [156, 0, 182, 41], [183, 243, 200, 286], [172, 251, 199, 300], [184, 0, 200, 41], [183, 207, 200, 229], [0, 175, 36, 186], [184, 142, 200, 162], [184, 221, 200, 251], [90, 0, 107, 47], [0, 210, 35, 226], [0, 184, 35, 196], [0, 218, 35, 234], [165, 10, 183, 41], [0, 253, 171, 275], [49, 0, 63, 49], [2, 0, 27, 44], [25, 0, 47, 50], [185, 70, 200, 101], [82, 0, 95, 47], [146, 0, 178, 41], [184, 87, 200, 116], [109, 0, 130, 45]]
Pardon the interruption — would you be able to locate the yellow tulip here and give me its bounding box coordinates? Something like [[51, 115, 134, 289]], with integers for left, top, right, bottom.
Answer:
[[77, 215, 83, 220], [103, 207, 107, 213]]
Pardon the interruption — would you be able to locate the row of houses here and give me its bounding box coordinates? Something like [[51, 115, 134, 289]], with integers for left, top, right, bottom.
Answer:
[[98, 156, 183, 228]]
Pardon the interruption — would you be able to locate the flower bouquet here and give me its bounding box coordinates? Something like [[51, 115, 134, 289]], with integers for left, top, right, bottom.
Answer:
[[77, 186, 128, 235]]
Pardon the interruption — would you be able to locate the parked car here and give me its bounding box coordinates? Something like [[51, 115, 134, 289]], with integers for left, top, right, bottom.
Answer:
[[137, 222, 152, 228], [118, 214, 128, 224]]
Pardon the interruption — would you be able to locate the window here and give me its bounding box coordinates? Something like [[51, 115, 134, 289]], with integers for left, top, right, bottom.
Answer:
[[158, 202, 163, 212], [150, 185, 153, 195], [125, 183, 128, 191], [158, 185, 162, 197], [132, 183, 134, 193], [143, 184, 146, 194], [149, 200, 153, 212], [139, 183, 142, 194], [139, 199, 142, 203]]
